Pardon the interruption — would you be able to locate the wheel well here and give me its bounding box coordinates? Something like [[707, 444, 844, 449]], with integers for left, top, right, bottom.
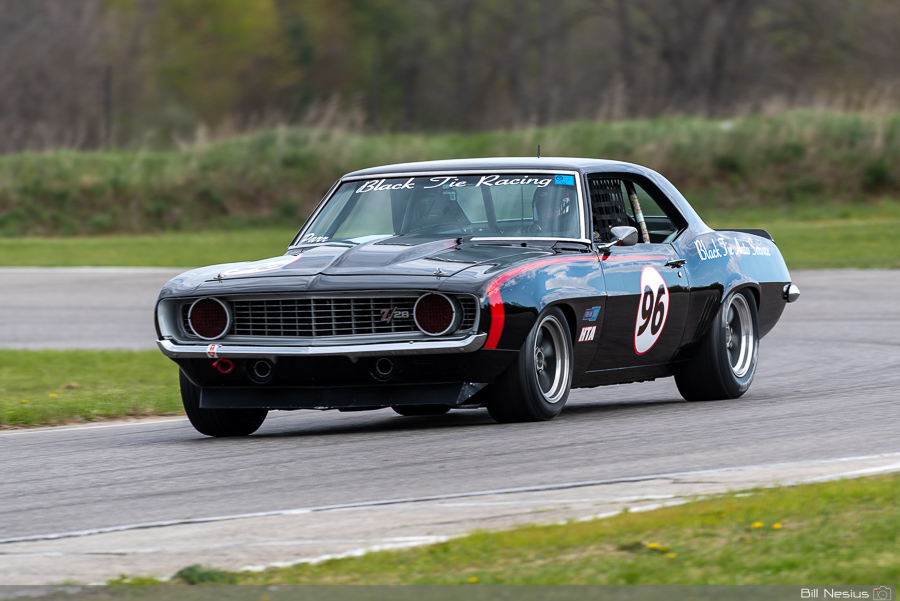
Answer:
[[734, 285, 760, 309], [553, 303, 579, 343]]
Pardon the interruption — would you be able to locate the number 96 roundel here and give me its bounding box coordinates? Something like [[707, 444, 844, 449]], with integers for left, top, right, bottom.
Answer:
[[634, 265, 669, 355]]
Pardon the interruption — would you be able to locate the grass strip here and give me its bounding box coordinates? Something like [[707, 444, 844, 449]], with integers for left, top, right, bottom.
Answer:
[[1, 202, 898, 269], [705, 200, 900, 269], [0, 350, 181, 428], [0, 228, 297, 268], [112, 474, 899, 585]]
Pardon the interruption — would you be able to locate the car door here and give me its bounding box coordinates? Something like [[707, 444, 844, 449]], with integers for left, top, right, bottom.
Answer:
[[584, 174, 691, 376]]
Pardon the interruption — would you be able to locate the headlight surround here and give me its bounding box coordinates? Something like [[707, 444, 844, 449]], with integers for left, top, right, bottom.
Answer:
[[187, 297, 231, 340], [414, 293, 459, 336]]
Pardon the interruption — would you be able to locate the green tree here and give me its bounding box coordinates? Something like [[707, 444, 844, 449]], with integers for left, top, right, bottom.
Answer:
[[149, 0, 299, 128]]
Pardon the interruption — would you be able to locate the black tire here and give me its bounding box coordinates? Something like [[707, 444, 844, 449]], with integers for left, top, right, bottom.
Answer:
[[391, 404, 452, 416], [487, 307, 573, 423], [180, 371, 268, 437], [675, 289, 759, 401]]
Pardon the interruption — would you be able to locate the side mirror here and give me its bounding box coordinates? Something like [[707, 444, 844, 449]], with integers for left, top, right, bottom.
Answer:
[[595, 226, 639, 251], [610, 226, 639, 247]]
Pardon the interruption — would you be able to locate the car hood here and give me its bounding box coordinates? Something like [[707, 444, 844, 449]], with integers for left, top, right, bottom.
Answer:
[[159, 236, 558, 297], [218, 237, 480, 280]]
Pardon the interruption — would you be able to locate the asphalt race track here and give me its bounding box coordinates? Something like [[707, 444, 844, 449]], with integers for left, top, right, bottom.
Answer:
[[1, 269, 899, 583]]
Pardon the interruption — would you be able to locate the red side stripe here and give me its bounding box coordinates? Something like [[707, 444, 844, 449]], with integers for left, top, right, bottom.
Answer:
[[600, 254, 669, 262], [484, 255, 599, 350]]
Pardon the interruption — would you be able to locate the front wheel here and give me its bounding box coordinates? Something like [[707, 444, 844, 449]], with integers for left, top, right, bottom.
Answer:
[[487, 307, 573, 423], [675, 290, 759, 401], [180, 371, 268, 437]]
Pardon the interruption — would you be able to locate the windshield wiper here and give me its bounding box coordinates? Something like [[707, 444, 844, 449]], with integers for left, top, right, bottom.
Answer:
[[552, 240, 592, 253]]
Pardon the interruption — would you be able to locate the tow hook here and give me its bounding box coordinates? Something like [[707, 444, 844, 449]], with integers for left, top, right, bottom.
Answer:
[[213, 358, 234, 374]]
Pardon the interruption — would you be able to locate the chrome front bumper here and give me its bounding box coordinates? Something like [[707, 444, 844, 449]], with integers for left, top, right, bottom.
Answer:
[[157, 333, 488, 360]]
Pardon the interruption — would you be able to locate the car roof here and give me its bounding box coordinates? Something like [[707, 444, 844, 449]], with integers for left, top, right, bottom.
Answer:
[[340, 156, 704, 228], [345, 157, 641, 177]]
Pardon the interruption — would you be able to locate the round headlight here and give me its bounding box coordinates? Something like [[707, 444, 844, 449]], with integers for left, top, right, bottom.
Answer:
[[188, 298, 231, 340], [414, 293, 458, 336]]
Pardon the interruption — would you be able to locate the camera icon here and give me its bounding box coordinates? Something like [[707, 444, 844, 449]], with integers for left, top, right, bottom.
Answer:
[[873, 586, 893, 601]]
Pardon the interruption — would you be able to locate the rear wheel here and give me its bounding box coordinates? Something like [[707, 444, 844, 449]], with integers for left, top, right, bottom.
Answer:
[[180, 371, 268, 437], [392, 405, 451, 416], [487, 307, 573, 423], [675, 290, 759, 401]]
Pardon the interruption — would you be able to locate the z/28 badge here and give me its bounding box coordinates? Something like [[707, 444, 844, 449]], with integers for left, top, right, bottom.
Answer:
[[634, 265, 669, 355]]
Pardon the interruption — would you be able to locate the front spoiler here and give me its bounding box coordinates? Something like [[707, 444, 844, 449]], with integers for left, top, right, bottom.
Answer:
[[200, 382, 488, 410], [157, 333, 488, 360]]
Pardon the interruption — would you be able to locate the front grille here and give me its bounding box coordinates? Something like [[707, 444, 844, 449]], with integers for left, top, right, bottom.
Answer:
[[181, 294, 478, 339]]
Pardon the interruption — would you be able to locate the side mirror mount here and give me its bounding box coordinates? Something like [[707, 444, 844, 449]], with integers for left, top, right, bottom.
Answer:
[[594, 226, 639, 252]]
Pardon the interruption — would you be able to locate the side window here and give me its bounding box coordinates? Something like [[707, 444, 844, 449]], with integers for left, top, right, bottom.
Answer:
[[587, 177, 633, 242], [587, 173, 683, 244], [627, 181, 678, 243]]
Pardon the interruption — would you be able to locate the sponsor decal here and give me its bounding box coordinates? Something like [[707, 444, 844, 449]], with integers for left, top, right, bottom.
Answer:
[[298, 233, 329, 244], [582, 306, 601, 321], [358, 175, 557, 193], [578, 326, 596, 342], [356, 178, 416, 193], [206, 344, 220, 359], [634, 265, 669, 355], [695, 235, 771, 261], [218, 255, 304, 278], [380, 308, 410, 323]]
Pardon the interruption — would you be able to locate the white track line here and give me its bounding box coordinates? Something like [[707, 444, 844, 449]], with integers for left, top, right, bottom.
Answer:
[[3, 450, 899, 547], [0, 418, 188, 436]]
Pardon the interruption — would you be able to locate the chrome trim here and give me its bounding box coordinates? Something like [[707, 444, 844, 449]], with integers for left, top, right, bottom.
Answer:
[[413, 292, 459, 337], [167, 292, 480, 344], [187, 297, 231, 340], [289, 169, 589, 249], [157, 333, 488, 359], [783, 283, 801, 303], [725, 293, 754, 378], [534, 313, 570, 404]]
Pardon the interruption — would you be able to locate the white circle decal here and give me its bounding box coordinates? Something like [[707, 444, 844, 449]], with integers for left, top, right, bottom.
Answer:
[[634, 265, 669, 355]]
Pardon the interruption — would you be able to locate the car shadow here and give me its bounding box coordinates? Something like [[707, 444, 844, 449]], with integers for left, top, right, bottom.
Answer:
[[244, 395, 688, 439]]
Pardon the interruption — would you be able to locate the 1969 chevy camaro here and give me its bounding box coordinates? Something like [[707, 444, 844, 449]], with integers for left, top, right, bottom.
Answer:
[[155, 157, 800, 436]]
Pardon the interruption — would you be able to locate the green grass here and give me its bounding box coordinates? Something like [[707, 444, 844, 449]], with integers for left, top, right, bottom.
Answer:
[[0, 228, 297, 267], [0, 350, 181, 428], [705, 200, 900, 269], [0, 202, 897, 269], [111, 473, 899, 585], [3, 110, 900, 237]]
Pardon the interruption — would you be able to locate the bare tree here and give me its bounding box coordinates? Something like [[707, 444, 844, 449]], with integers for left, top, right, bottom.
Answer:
[[0, 0, 108, 152]]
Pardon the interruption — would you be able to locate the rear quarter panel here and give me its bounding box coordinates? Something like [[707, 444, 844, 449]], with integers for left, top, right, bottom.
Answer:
[[676, 225, 791, 345]]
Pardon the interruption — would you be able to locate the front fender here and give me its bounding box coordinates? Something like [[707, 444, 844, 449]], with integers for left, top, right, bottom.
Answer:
[[475, 254, 605, 351]]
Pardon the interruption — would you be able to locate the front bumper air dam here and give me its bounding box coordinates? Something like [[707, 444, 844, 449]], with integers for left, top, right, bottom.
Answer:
[[200, 381, 488, 410], [157, 333, 488, 360]]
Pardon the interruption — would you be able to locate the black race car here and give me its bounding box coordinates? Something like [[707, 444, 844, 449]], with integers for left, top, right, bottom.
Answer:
[[155, 157, 800, 436]]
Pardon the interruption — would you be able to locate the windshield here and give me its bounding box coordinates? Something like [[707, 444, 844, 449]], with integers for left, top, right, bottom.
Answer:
[[293, 173, 583, 246]]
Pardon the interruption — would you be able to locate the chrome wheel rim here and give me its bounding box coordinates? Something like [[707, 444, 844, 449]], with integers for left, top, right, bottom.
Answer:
[[724, 294, 754, 378], [533, 314, 570, 403]]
